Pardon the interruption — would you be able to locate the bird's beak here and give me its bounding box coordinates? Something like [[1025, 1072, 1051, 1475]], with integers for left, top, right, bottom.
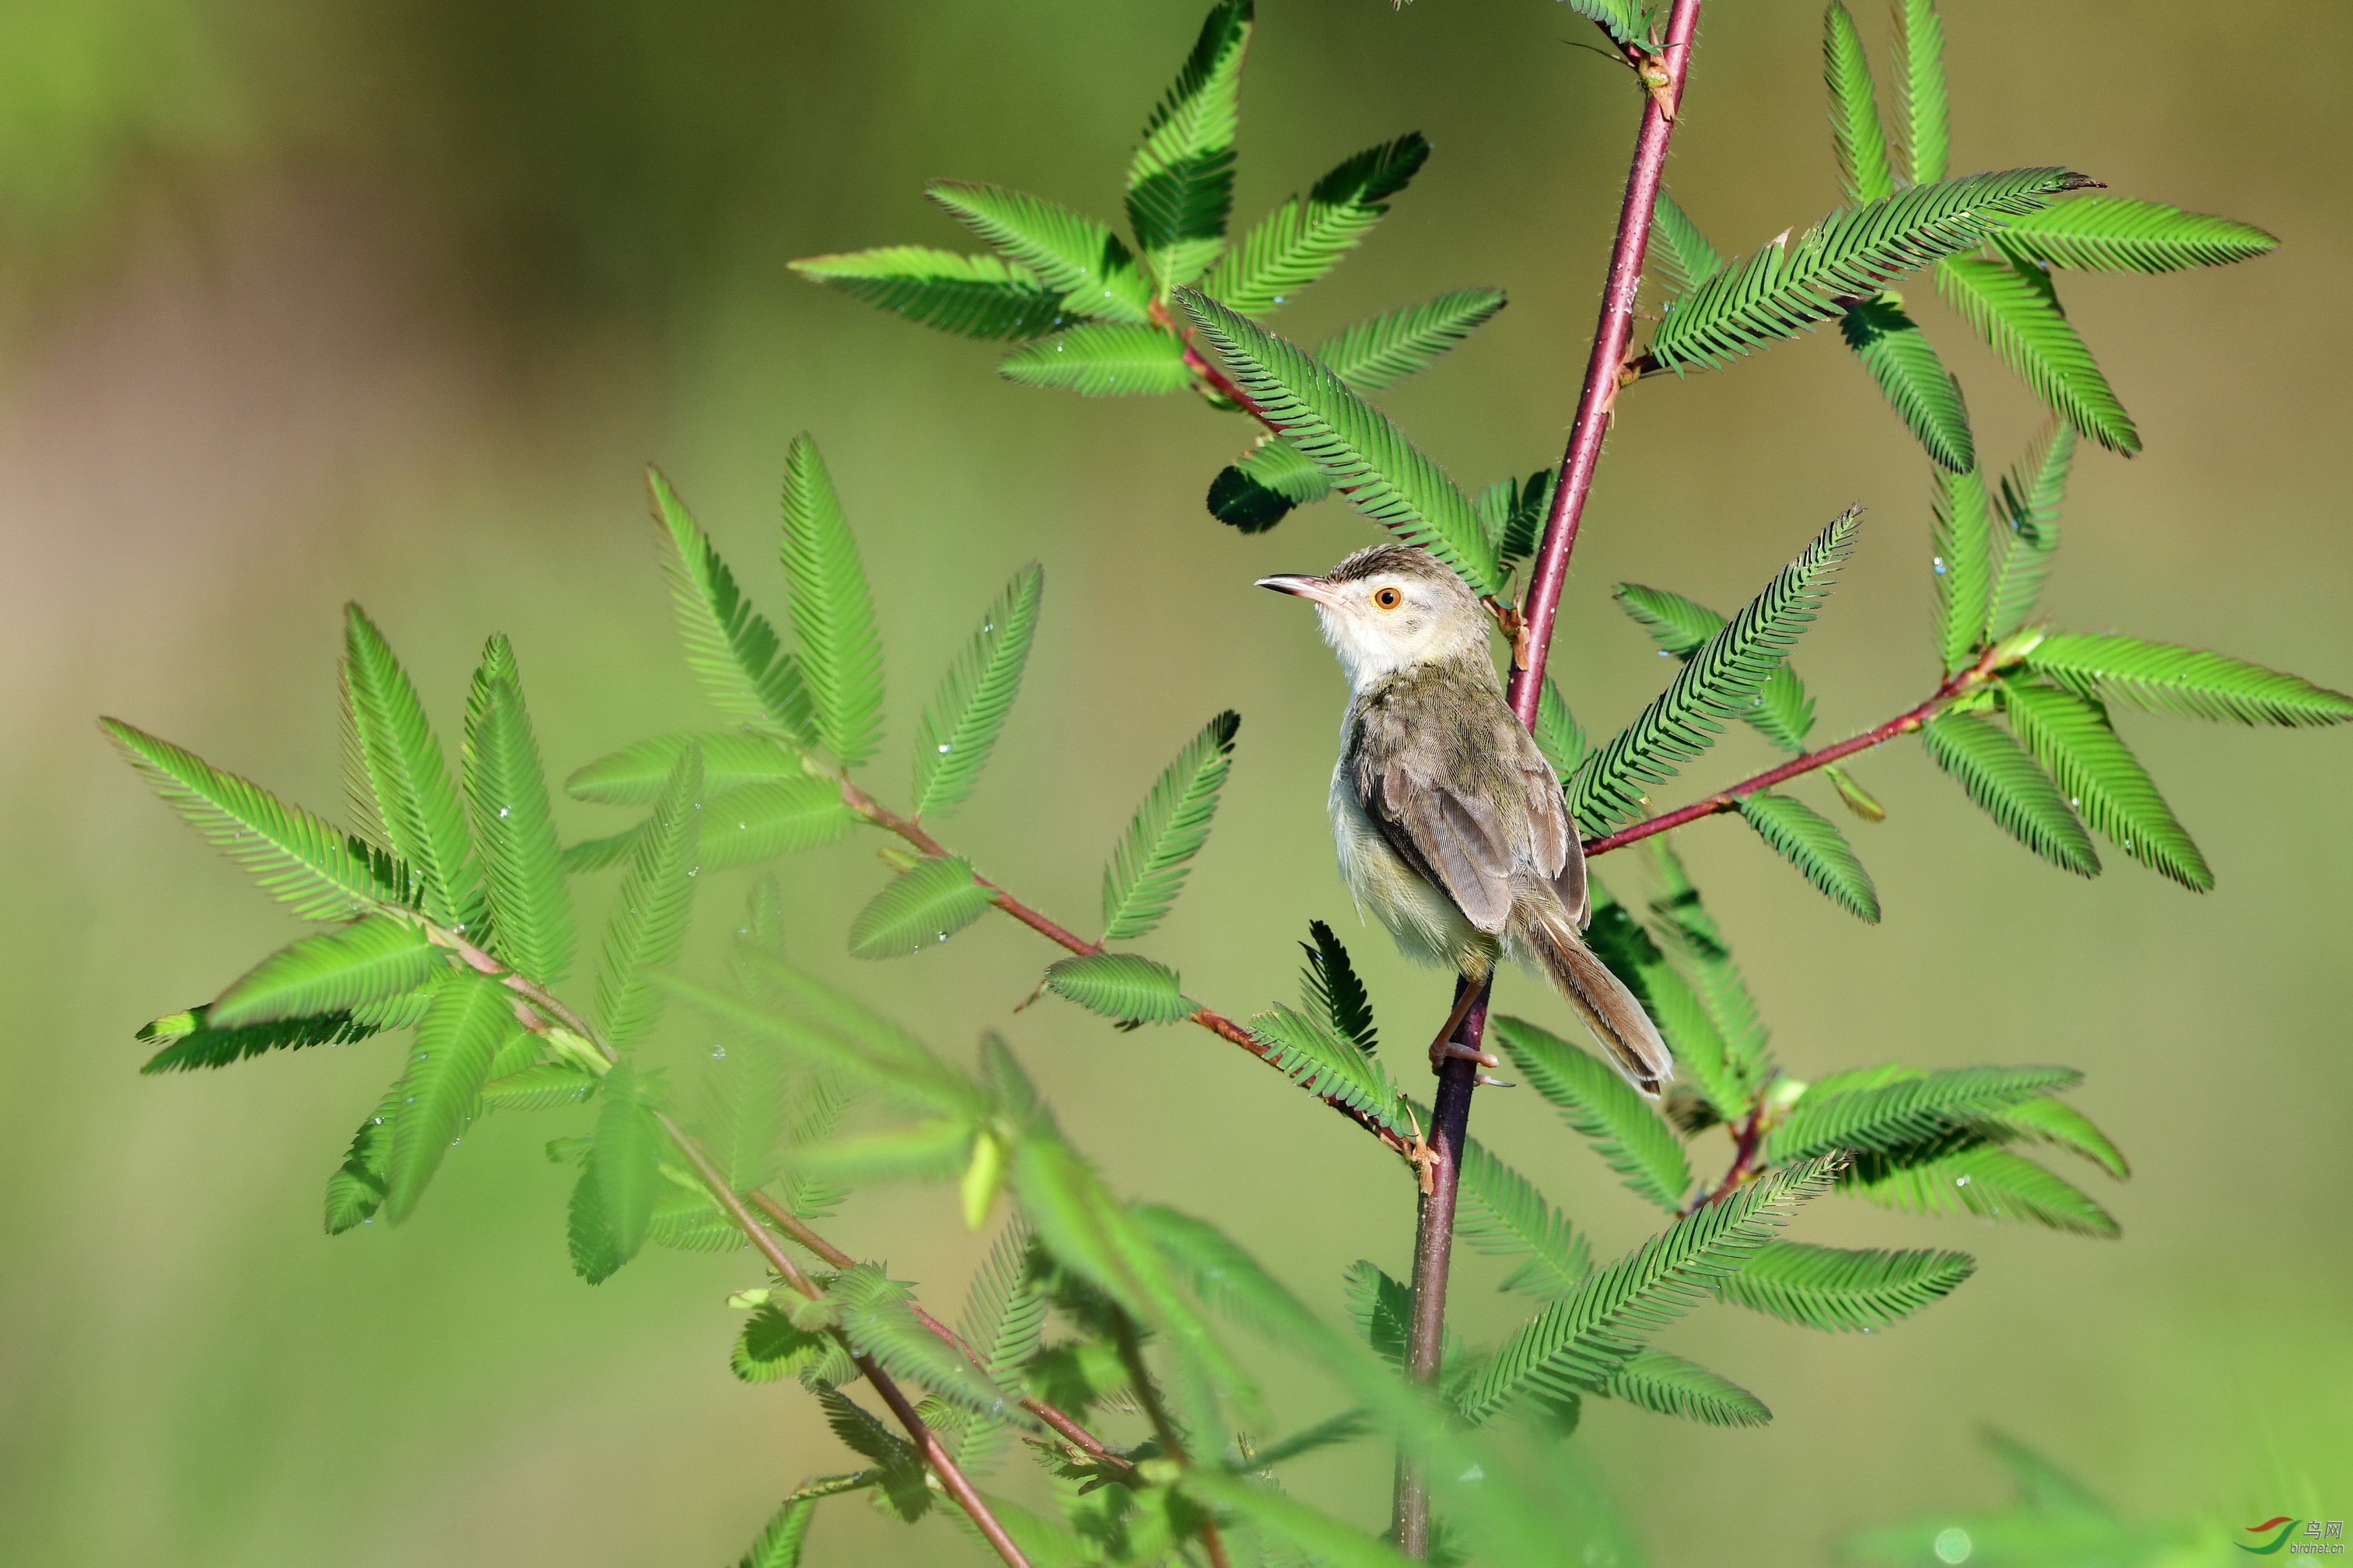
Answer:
[[1256, 574, 1346, 610]]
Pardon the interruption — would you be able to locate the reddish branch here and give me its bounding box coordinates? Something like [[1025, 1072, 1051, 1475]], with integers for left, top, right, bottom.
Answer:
[[834, 775, 1414, 1156], [1581, 639, 2011, 859], [1389, 3, 1708, 1556]]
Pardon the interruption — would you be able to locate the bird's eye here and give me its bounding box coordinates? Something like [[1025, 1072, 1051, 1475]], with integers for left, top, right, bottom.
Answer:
[[1372, 586, 1403, 610]]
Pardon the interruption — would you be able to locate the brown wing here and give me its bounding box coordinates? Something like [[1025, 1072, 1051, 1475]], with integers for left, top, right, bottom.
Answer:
[[1520, 747, 1589, 929], [1370, 759, 1514, 933]]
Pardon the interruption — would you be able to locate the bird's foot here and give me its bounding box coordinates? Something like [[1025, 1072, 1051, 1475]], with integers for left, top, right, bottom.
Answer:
[[1401, 1106, 1440, 1197], [1427, 1036, 1501, 1074]]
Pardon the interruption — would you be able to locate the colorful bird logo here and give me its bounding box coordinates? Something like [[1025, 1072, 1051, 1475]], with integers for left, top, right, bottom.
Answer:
[[2237, 1517, 2300, 1555]]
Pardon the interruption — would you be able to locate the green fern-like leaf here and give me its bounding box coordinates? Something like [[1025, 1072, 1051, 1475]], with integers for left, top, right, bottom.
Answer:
[[1300, 919, 1377, 1056], [342, 607, 481, 933], [1823, 2, 1895, 204], [383, 971, 518, 1222], [1563, 0, 1654, 48], [952, 1220, 1048, 1474], [996, 324, 1190, 396], [1991, 195, 2278, 274], [1126, 0, 1253, 293], [1011, 1132, 1248, 1439], [1932, 465, 1995, 673], [1978, 1094, 2130, 1180], [1208, 435, 1330, 534], [730, 1300, 842, 1384], [1456, 1138, 1591, 1301], [1571, 508, 1860, 830], [646, 467, 814, 744], [1843, 292, 1973, 471], [1611, 583, 1817, 752], [1710, 1241, 1976, 1332], [104, 719, 408, 919], [674, 957, 989, 1119], [1643, 848, 1774, 1092], [1490, 1015, 1690, 1210], [1534, 677, 1589, 780], [813, 1384, 930, 1522], [1477, 467, 1556, 576], [1649, 190, 1724, 296], [208, 916, 438, 1028], [2022, 633, 2353, 726], [1918, 710, 2099, 874], [565, 731, 799, 805], [699, 781, 859, 869], [1843, 1138, 2119, 1237], [1204, 132, 1430, 315], [462, 636, 573, 985], [1460, 1157, 1837, 1423], [137, 1004, 383, 1074], [1893, 0, 1949, 183], [2001, 681, 2210, 889], [1247, 1006, 1407, 1133], [597, 744, 703, 1046], [1647, 169, 2089, 372], [1101, 709, 1239, 940], [593, 1074, 664, 1268], [1312, 288, 1507, 396], [1737, 789, 1881, 921], [926, 181, 1151, 324], [324, 1084, 401, 1234], [1602, 1347, 1771, 1427], [1987, 423, 2075, 639], [780, 437, 885, 770], [1180, 289, 1497, 592], [832, 1262, 1020, 1419], [734, 1496, 818, 1568], [788, 247, 1064, 339], [847, 856, 994, 959], [1769, 1064, 2080, 1162], [911, 565, 1045, 819], [1935, 256, 2140, 455], [1045, 953, 1194, 1027], [478, 1061, 597, 1112]]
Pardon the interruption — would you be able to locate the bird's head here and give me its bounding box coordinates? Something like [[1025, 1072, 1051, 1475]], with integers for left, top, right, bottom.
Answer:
[[1258, 544, 1493, 691]]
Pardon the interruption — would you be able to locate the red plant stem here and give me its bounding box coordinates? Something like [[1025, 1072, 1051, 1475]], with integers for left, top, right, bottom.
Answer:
[[1512, 12, 1700, 714], [657, 1118, 1032, 1568], [835, 773, 1413, 1155], [1393, 5, 1704, 1555], [1581, 641, 2008, 858], [741, 1188, 1124, 1471]]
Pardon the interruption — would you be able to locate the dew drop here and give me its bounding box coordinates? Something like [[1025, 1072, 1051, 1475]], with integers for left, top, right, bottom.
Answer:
[[2069, 797, 2081, 808], [1932, 555, 1949, 576], [937, 742, 953, 753], [936, 931, 950, 943], [711, 1044, 728, 1060], [1954, 1174, 1971, 1187], [497, 807, 510, 818], [1933, 1527, 1973, 1565]]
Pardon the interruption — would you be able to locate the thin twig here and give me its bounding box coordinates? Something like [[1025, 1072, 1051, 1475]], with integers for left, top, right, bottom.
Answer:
[[1392, 0, 1707, 1553], [832, 772, 1414, 1156], [1112, 1313, 1234, 1568], [743, 1191, 1123, 1468], [1581, 639, 2012, 858], [429, 933, 1038, 1568]]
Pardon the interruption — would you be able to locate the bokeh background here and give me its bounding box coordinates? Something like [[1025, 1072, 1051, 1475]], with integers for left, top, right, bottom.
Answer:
[[2, 1, 2347, 1563]]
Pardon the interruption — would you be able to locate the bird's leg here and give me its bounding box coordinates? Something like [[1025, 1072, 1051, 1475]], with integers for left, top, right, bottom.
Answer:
[[1426, 978, 1498, 1075]]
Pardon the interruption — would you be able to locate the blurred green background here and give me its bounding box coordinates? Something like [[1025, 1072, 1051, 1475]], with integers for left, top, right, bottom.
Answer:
[[2, 1, 2346, 1563]]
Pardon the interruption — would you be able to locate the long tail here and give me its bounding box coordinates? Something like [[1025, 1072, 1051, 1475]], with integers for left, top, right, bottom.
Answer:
[[1511, 895, 1673, 1097]]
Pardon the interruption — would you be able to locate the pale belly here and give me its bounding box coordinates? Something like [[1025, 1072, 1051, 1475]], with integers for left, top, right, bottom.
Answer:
[[1329, 760, 1498, 977]]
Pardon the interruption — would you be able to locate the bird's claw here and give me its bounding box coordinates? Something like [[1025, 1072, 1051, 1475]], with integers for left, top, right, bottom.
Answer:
[[1428, 1037, 1501, 1074]]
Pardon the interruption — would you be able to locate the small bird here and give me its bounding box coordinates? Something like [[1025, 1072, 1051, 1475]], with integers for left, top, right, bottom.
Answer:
[[1259, 543, 1672, 1094]]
